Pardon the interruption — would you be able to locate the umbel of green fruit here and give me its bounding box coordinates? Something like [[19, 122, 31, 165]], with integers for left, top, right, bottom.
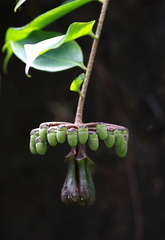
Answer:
[[29, 122, 129, 158]]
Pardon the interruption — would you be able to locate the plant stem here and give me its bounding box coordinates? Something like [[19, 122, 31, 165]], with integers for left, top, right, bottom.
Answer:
[[74, 0, 110, 124]]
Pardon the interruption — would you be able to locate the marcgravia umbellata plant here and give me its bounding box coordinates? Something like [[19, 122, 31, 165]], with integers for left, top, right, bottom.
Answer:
[[3, 0, 129, 206]]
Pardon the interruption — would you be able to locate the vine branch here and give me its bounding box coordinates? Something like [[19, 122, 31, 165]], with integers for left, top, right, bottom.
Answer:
[[74, 0, 110, 124]]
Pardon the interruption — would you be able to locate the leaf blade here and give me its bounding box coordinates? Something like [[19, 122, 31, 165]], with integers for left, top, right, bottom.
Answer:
[[10, 30, 86, 73], [3, 0, 99, 71], [70, 73, 85, 95], [24, 21, 95, 76]]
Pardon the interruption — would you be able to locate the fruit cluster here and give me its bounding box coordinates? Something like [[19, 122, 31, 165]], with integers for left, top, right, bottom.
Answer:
[[29, 121, 129, 158], [29, 121, 129, 206]]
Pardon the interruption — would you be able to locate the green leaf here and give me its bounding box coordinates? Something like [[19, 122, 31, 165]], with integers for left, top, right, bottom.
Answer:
[[10, 30, 86, 73], [14, 0, 26, 12], [70, 73, 85, 95], [3, 0, 98, 71], [24, 21, 95, 76]]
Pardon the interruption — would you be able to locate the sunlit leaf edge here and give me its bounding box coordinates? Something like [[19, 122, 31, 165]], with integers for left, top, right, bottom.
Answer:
[[14, 0, 26, 12]]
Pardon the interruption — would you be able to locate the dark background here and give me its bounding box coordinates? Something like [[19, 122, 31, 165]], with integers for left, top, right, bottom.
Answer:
[[0, 0, 165, 239]]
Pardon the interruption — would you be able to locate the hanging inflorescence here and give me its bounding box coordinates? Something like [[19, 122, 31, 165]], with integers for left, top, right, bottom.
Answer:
[[29, 121, 129, 206]]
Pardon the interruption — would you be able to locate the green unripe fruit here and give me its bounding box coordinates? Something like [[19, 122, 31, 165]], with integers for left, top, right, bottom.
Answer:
[[117, 139, 127, 153], [104, 130, 115, 148], [29, 142, 37, 154], [114, 130, 124, 147], [30, 135, 36, 147], [56, 125, 67, 144], [39, 128, 47, 142], [96, 122, 107, 140], [35, 137, 47, 155], [78, 126, 89, 144], [47, 127, 57, 146], [30, 129, 39, 147], [123, 129, 129, 141], [67, 128, 78, 147], [116, 140, 128, 158], [39, 124, 49, 142], [88, 132, 99, 151]]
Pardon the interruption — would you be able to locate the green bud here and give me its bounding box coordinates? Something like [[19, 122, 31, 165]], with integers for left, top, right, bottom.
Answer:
[[39, 124, 49, 142], [35, 137, 47, 155], [30, 135, 37, 148], [114, 130, 124, 147], [56, 125, 67, 144], [116, 140, 128, 158], [104, 130, 115, 148], [29, 142, 37, 154], [96, 122, 107, 140], [117, 139, 127, 153], [123, 129, 129, 141], [67, 128, 78, 147], [78, 126, 89, 144], [88, 132, 99, 151], [30, 129, 39, 147], [47, 127, 57, 146]]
